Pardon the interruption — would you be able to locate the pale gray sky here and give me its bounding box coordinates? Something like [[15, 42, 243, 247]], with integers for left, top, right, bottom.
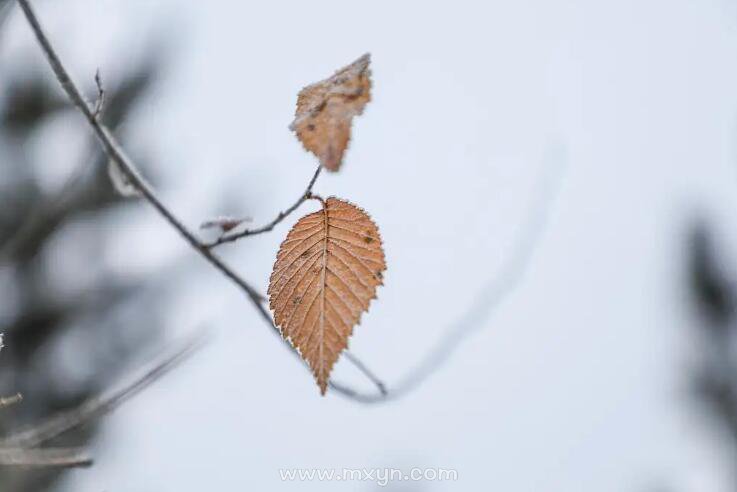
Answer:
[[3, 0, 737, 490]]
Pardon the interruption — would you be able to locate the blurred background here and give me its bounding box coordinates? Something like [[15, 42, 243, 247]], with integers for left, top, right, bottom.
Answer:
[[2, 0, 737, 490]]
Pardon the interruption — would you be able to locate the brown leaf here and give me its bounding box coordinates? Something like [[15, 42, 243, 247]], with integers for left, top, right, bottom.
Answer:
[[268, 197, 386, 394], [289, 54, 372, 172]]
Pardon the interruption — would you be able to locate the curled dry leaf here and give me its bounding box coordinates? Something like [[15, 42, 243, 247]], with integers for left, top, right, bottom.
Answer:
[[268, 197, 386, 394], [289, 54, 372, 172]]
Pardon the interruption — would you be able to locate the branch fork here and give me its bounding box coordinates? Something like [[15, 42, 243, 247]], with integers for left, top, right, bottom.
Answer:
[[15, 0, 384, 402]]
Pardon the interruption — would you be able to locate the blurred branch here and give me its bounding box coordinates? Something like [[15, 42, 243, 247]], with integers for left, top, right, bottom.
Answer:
[[688, 222, 736, 329], [341, 351, 387, 395], [687, 220, 737, 466], [0, 146, 96, 263], [333, 148, 565, 403], [1, 56, 161, 266], [1, 329, 208, 448], [0, 394, 22, 409], [0, 447, 92, 468], [0, 0, 12, 26], [6, 282, 138, 362], [205, 165, 323, 248], [0, 328, 205, 469], [16, 0, 384, 400], [0, 335, 23, 410], [16, 0, 264, 303]]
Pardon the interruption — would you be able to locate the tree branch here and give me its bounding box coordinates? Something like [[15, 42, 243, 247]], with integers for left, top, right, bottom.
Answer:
[[17, 0, 562, 405], [0, 447, 92, 468], [0, 393, 23, 409], [206, 165, 322, 248], [1, 329, 208, 448], [331, 148, 566, 403], [16, 0, 263, 302], [16, 0, 384, 400]]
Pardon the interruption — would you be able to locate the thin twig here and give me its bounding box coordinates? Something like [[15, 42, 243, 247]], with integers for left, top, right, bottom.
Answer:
[[206, 165, 322, 248], [331, 148, 566, 403], [0, 447, 92, 468], [16, 0, 384, 400], [342, 352, 387, 395], [1, 329, 208, 448]]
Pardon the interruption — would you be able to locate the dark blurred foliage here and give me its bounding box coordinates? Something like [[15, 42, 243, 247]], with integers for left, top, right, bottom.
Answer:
[[0, 40, 167, 490], [687, 218, 737, 484]]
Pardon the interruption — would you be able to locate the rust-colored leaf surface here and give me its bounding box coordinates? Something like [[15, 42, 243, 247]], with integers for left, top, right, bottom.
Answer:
[[268, 197, 386, 394], [289, 54, 372, 172]]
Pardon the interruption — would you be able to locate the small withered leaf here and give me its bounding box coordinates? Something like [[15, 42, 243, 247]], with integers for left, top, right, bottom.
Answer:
[[289, 54, 372, 172], [267, 197, 386, 394]]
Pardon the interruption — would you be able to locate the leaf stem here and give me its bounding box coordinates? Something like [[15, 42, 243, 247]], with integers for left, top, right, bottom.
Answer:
[[205, 165, 323, 248]]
